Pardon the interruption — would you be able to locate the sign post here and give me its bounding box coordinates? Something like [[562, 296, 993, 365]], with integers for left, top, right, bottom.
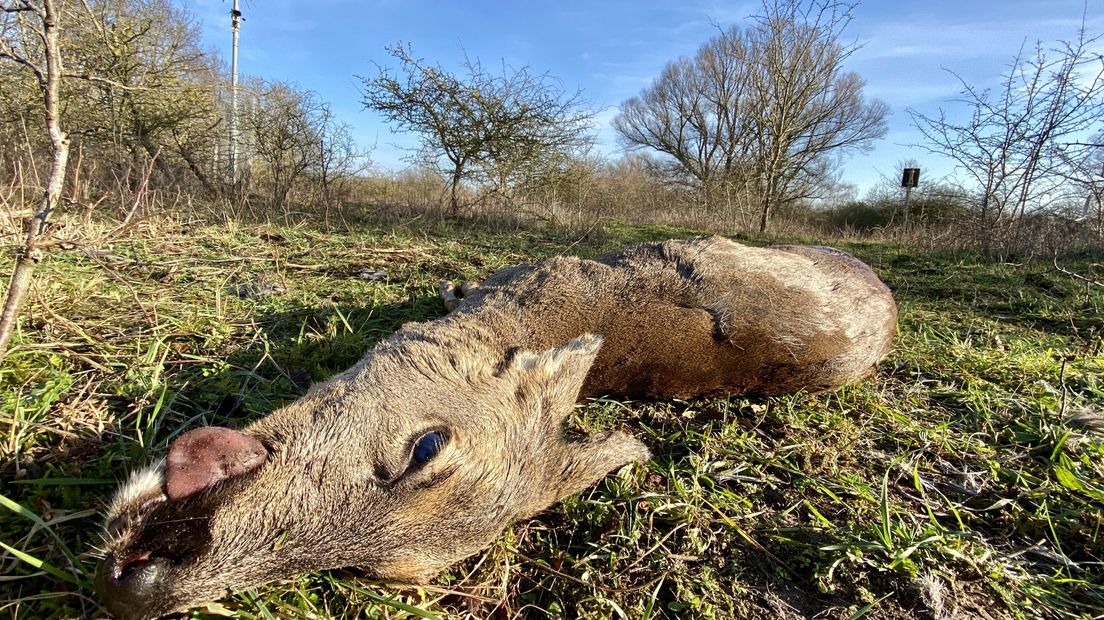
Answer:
[[901, 167, 920, 230]]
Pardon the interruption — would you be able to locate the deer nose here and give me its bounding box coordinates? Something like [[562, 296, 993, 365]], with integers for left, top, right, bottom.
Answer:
[[96, 551, 167, 620]]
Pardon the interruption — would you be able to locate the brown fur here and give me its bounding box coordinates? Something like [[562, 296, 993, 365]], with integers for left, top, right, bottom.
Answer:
[[96, 237, 896, 619]]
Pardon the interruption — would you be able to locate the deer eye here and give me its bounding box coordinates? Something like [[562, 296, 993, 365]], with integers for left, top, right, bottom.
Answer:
[[411, 430, 448, 466]]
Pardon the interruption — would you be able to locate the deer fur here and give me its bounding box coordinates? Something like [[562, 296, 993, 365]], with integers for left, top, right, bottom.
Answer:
[[96, 236, 897, 619]]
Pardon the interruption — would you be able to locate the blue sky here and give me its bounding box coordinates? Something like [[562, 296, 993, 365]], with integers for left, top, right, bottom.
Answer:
[[183, 0, 1104, 197]]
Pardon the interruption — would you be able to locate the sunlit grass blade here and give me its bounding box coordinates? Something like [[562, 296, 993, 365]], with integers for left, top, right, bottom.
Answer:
[[0, 540, 85, 588]]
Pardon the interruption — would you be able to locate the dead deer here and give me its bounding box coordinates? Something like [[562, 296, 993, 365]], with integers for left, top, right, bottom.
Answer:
[[97, 236, 897, 619]]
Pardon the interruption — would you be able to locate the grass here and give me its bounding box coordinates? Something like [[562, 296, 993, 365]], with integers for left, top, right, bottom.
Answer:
[[1, 212, 1102, 619]]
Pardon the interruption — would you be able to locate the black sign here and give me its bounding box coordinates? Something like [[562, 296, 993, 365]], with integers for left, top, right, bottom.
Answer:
[[901, 168, 920, 188]]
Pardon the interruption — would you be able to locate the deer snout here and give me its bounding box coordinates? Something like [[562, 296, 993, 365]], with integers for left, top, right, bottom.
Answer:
[[97, 551, 169, 620]]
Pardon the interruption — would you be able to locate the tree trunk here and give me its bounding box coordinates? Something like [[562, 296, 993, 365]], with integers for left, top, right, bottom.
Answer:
[[757, 167, 780, 234], [0, 0, 70, 357], [757, 192, 772, 233], [449, 168, 461, 215], [175, 138, 220, 196], [1095, 189, 1103, 240]]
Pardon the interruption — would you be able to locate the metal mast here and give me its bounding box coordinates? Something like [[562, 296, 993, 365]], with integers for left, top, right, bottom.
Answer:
[[228, 0, 241, 181]]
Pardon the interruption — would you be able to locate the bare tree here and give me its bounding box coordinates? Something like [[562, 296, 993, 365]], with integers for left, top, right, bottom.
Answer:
[[240, 81, 368, 218], [360, 43, 595, 214], [614, 46, 753, 190], [360, 44, 477, 213], [1057, 134, 1104, 238], [245, 81, 325, 211], [311, 105, 369, 223], [614, 0, 887, 232], [0, 0, 70, 356], [909, 21, 1104, 248]]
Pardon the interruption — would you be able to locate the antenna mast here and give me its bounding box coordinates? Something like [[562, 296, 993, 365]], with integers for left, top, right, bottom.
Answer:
[[228, 0, 241, 181]]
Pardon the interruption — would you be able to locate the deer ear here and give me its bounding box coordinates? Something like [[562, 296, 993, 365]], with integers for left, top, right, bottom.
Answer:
[[546, 431, 650, 500], [511, 334, 602, 419], [165, 427, 268, 502], [508, 335, 649, 505]]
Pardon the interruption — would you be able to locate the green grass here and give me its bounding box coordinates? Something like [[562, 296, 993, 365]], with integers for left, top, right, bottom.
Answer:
[[1, 214, 1102, 619]]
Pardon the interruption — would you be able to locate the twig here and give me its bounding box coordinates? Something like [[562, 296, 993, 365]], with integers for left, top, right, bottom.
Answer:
[[60, 73, 151, 91], [1053, 256, 1104, 288], [107, 149, 159, 239]]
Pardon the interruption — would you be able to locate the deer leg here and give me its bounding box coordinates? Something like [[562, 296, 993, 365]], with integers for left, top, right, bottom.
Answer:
[[438, 280, 461, 312], [439, 280, 482, 312]]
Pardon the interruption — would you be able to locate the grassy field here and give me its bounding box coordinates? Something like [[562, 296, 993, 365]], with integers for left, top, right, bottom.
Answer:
[[1, 214, 1102, 619]]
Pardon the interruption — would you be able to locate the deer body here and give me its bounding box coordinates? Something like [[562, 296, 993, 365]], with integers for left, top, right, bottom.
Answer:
[[443, 236, 896, 398]]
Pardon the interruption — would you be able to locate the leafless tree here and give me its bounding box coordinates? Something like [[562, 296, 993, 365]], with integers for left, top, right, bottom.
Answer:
[[245, 81, 325, 211], [239, 81, 368, 218], [0, 0, 70, 356], [360, 43, 595, 214], [1057, 134, 1104, 238], [614, 0, 887, 232], [311, 105, 369, 223], [909, 20, 1104, 249]]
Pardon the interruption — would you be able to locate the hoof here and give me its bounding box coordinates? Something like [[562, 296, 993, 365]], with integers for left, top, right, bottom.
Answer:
[[438, 280, 460, 312]]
